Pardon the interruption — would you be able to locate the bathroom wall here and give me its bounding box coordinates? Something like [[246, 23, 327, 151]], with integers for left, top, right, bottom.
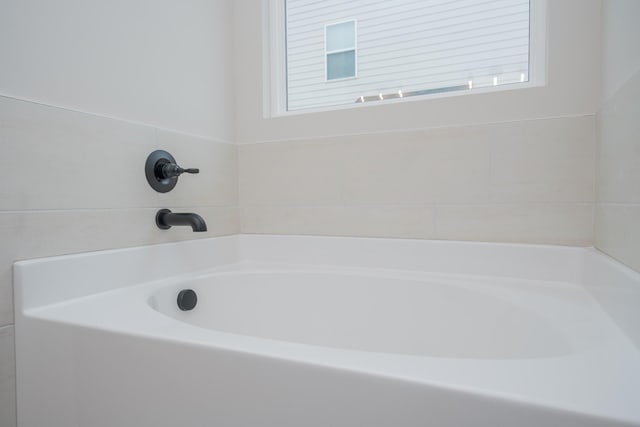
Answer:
[[595, 0, 640, 273], [0, 1, 627, 426], [235, 0, 601, 244], [0, 1, 238, 426]]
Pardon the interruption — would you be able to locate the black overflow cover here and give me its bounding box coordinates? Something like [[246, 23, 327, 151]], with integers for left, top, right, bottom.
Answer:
[[177, 289, 197, 311]]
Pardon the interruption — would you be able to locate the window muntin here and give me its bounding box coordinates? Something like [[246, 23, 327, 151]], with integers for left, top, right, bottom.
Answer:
[[281, 0, 543, 113]]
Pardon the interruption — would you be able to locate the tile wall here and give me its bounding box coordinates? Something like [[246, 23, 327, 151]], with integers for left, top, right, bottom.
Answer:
[[240, 116, 596, 245], [595, 66, 640, 272], [0, 96, 239, 426], [595, 0, 640, 273]]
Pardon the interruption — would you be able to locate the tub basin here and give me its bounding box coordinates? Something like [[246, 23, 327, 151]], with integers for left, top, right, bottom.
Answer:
[[13, 235, 640, 427]]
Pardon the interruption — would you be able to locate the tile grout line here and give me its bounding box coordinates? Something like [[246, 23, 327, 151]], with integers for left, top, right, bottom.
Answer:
[[0, 205, 240, 215]]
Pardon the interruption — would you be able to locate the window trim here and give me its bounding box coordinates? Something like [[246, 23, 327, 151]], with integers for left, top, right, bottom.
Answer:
[[324, 20, 358, 82], [266, 0, 547, 117]]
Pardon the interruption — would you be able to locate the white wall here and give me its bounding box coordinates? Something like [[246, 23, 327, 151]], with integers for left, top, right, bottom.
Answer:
[[600, 0, 640, 101], [595, 0, 640, 272], [0, 2, 237, 426], [0, 0, 234, 141], [236, 0, 600, 244]]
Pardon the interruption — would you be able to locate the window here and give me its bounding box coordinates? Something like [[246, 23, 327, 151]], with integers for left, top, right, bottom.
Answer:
[[325, 21, 357, 80], [273, 0, 546, 113]]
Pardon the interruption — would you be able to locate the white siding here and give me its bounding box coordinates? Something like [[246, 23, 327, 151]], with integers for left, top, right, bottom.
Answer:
[[286, 0, 530, 111]]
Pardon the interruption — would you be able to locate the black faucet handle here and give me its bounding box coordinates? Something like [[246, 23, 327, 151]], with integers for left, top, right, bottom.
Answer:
[[160, 163, 199, 179], [146, 150, 200, 193]]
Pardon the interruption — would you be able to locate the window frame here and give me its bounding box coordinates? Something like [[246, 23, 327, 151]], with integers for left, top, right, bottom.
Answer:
[[324, 19, 358, 82], [266, 0, 548, 117]]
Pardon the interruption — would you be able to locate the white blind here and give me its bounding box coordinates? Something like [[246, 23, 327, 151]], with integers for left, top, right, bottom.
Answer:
[[285, 0, 530, 111]]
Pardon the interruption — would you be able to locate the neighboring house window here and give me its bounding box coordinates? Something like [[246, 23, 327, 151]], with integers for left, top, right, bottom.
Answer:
[[277, 0, 546, 113], [325, 20, 356, 81]]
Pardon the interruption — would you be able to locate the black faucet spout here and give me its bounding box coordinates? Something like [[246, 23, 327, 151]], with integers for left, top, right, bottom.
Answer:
[[156, 209, 207, 232]]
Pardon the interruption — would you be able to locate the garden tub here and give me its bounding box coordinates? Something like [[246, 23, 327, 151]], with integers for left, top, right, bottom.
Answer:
[[13, 235, 640, 426]]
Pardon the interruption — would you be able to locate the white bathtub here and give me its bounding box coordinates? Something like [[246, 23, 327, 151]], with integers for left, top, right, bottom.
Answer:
[[13, 235, 640, 427]]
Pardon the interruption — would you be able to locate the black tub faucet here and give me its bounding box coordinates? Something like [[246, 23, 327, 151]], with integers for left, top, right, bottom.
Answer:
[[156, 209, 207, 232]]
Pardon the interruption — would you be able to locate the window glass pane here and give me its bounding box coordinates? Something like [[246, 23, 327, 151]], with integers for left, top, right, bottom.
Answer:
[[285, 0, 531, 111], [326, 21, 355, 52], [327, 50, 355, 80]]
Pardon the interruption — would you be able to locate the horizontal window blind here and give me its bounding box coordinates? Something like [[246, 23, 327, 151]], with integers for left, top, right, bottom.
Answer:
[[285, 0, 530, 111]]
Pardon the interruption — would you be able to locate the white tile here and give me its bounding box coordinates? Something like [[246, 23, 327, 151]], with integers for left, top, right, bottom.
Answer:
[[597, 69, 640, 204], [0, 207, 238, 258], [239, 141, 344, 205], [241, 205, 435, 239], [434, 203, 594, 246], [595, 67, 640, 273], [490, 116, 596, 203], [595, 204, 640, 272], [0, 325, 16, 427], [240, 127, 493, 207], [0, 267, 11, 328], [239, 116, 596, 208], [239, 117, 597, 244], [0, 97, 238, 211], [0, 96, 154, 210], [339, 129, 491, 204], [0, 207, 239, 325]]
